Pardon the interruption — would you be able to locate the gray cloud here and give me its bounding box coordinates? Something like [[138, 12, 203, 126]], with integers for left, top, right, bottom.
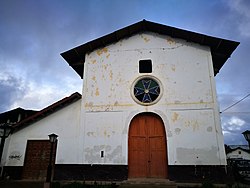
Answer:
[[0, 73, 26, 113], [218, 92, 250, 145], [222, 115, 250, 145], [0, 0, 249, 144]]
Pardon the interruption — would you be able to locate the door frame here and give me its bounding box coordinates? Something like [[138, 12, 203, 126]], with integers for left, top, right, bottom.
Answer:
[[128, 112, 168, 178]]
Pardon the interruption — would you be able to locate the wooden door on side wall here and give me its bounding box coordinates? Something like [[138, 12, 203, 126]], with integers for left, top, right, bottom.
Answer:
[[128, 113, 168, 178], [22, 140, 56, 180]]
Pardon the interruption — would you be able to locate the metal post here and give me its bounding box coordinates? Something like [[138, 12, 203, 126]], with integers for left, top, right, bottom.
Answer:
[[0, 136, 6, 164], [0, 123, 11, 179], [0, 136, 6, 178]]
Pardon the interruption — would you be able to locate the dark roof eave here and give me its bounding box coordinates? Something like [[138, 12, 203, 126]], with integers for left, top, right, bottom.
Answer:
[[61, 20, 239, 78]]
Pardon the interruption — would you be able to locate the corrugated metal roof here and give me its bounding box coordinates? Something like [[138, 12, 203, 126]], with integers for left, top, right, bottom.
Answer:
[[61, 19, 239, 78], [229, 145, 249, 150], [226, 145, 250, 154]]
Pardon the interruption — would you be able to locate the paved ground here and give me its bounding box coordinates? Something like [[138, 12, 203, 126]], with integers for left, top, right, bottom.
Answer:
[[0, 180, 249, 188]]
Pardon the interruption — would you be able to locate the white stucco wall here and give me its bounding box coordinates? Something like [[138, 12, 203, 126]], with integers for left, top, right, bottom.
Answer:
[[4, 100, 81, 166], [82, 32, 226, 166], [227, 149, 250, 160]]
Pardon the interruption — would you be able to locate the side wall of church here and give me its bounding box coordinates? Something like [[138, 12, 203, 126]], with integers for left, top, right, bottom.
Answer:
[[4, 100, 81, 166]]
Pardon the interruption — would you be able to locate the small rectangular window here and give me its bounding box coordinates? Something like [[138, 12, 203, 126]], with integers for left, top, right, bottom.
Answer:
[[101, 151, 104, 158], [139, 59, 152, 73]]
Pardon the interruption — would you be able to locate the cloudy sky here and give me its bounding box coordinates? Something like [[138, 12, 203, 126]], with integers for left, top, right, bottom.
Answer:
[[0, 0, 249, 145]]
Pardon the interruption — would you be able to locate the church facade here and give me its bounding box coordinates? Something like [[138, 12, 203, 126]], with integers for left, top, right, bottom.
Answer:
[[1, 20, 239, 182]]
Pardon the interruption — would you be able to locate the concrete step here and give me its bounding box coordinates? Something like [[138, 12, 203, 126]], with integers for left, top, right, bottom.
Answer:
[[119, 179, 177, 188], [0, 181, 44, 188]]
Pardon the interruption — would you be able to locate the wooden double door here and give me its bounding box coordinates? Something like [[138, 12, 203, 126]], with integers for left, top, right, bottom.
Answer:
[[128, 113, 168, 178], [22, 140, 57, 180]]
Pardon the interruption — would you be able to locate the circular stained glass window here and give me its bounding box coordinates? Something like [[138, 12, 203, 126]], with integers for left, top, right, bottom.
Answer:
[[132, 76, 162, 105]]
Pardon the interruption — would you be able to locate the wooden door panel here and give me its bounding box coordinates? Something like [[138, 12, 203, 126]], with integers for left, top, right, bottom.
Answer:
[[22, 140, 57, 180], [128, 113, 168, 178], [130, 136, 146, 150], [147, 117, 164, 136], [22, 140, 51, 180], [149, 137, 167, 178], [129, 137, 147, 177], [133, 118, 147, 136]]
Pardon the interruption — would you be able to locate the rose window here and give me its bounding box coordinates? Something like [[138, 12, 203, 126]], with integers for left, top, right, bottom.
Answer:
[[133, 77, 161, 105]]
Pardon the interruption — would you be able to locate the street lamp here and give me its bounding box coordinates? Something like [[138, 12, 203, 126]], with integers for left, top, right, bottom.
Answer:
[[242, 130, 250, 150], [0, 123, 12, 164], [46, 133, 58, 183], [48, 133, 58, 143]]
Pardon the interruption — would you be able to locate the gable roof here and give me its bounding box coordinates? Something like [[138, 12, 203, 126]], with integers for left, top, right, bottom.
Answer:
[[225, 145, 250, 154], [61, 19, 239, 78], [12, 92, 81, 132], [0, 107, 37, 124]]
